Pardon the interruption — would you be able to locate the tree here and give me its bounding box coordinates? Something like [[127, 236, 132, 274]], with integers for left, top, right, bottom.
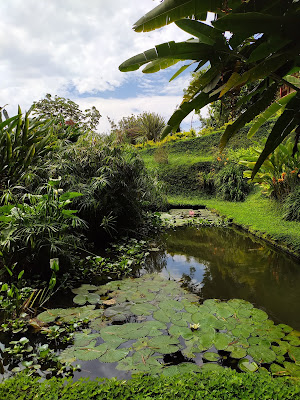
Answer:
[[32, 94, 101, 132], [109, 112, 165, 144], [119, 0, 300, 177]]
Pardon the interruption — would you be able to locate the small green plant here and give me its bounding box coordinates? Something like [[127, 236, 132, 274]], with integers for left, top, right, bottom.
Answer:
[[0, 179, 86, 271], [0, 107, 54, 193]]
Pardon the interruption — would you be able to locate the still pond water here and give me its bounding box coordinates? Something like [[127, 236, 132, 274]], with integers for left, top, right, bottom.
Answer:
[[146, 226, 300, 331]]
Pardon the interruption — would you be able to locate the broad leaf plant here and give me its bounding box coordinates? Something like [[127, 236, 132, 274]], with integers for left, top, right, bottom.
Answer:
[[119, 0, 300, 177]]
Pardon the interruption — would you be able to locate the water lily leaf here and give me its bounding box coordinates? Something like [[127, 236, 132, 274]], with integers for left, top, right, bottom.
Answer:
[[37, 308, 65, 323], [98, 348, 129, 363], [131, 348, 154, 364], [153, 309, 170, 323], [130, 303, 157, 316], [118, 324, 152, 340], [169, 325, 194, 340], [159, 300, 183, 312], [288, 346, 300, 365], [74, 332, 100, 347], [198, 331, 215, 350], [95, 286, 109, 296], [238, 358, 259, 372], [142, 320, 166, 331], [203, 352, 220, 362], [229, 346, 247, 359], [182, 301, 200, 314], [284, 333, 300, 346], [271, 341, 290, 356], [278, 324, 293, 333], [236, 308, 253, 319], [214, 333, 233, 350], [90, 319, 108, 331], [202, 299, 220, 313], [231, 326, 253, 339], [201, 363, 223, 372], [73, 293, 100, 305], [104, 303, 133, 322], [170, 312, 192, 327], [283, 362, 300, 377], [74, 342, 108, 361], [215, 303, 234, 319], [162, 363, 201, 377], [270, 363, 290, 376], [247, 345, 277, 364], [251, 308, 268, 322], [147, 336, 180, 354]]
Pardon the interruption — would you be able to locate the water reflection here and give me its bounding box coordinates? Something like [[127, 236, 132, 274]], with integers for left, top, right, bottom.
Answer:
[[146, 226, 300, 330]]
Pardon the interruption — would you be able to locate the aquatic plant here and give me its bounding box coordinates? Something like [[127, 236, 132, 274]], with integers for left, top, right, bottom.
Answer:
[[35, 274, 300, 379]]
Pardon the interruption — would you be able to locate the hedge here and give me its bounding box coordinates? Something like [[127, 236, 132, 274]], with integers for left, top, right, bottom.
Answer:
[[1, 369, 299, 400]]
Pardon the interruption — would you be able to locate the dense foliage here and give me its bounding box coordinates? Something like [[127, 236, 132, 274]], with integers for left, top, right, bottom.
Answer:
[[120, 0, 300, 176], [110, 111, 165, 144], [1, 369, 299, 400], [47, 134, 166, 244]]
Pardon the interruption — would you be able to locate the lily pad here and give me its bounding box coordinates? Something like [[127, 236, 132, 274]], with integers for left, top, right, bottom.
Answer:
[[98, 348, 129, 363], [203, 352, 220, 362], [247, 345, 277, 364], [238, 358, 259, 372], [73, 293, 100, 305], [288, 346, 300, 365], [74, 343, 108, 361], [153, 309, 171, 323], [130, 303, 157, 316], [214, 333, 234, 350]]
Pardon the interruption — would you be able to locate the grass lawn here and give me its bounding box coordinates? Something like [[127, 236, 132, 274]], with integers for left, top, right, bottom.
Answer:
[[168, 190, 300, 256], [142, 153, 213, 170]]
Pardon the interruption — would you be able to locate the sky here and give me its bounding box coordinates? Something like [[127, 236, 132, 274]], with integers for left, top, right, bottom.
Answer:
[[0, 0, 210, 134]]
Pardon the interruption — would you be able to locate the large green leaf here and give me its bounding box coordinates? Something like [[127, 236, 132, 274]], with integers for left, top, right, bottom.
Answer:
[[252, 91, 300, 177], [220, 83, 278, 151], [175, 19, 223, 46], [161, 92, 219, 138], [248, 92, 296, 138], [133, 0, 229, 33], [213, 13, 300, 39], [119, 41, 214, 72]]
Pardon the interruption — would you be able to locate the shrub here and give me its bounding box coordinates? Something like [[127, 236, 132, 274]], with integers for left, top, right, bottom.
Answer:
[[283, 185, 300, 222], [0, 179, 86, 273], [214, 163, 251, 201], [1, 369, 299, 400], [47, 135, 166, 245], [0, 107, 54, 194]]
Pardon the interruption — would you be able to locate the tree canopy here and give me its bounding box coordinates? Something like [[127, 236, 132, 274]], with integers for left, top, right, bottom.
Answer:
[[119, 0, 300, 176]]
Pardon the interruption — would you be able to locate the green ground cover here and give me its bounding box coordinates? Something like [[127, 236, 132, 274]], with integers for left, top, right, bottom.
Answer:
[[168, 190, 300, 256], [1, 369, 299, 400]]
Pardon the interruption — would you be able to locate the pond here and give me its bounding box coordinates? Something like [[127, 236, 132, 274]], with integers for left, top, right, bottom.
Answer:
[[146, 226, 300, 331], [1, 225, 300, 382]]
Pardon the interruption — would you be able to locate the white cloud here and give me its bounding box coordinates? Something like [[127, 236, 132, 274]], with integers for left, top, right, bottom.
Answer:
[[0, 1, 213, 133], [0, 0, 190, 114], [75, 95, 208, 134]]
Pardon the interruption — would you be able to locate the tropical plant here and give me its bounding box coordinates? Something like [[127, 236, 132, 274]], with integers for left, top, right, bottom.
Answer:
[[214, 163, 251, 201], [32, 94, 101, 133], [0, 179, 86, 272], [240, 138, 300, 199], [47, 135, 166, 244], [0, 107, 54, 193], [110, 112, 165, 144], [119, 0, 300, 176]]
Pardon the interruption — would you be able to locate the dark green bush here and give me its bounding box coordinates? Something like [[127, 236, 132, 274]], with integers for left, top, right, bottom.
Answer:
[[214, 163, 251, 201], [1, 370, 299, 400], [283, 186, 300, 222], [47, 135, 166, 245]]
